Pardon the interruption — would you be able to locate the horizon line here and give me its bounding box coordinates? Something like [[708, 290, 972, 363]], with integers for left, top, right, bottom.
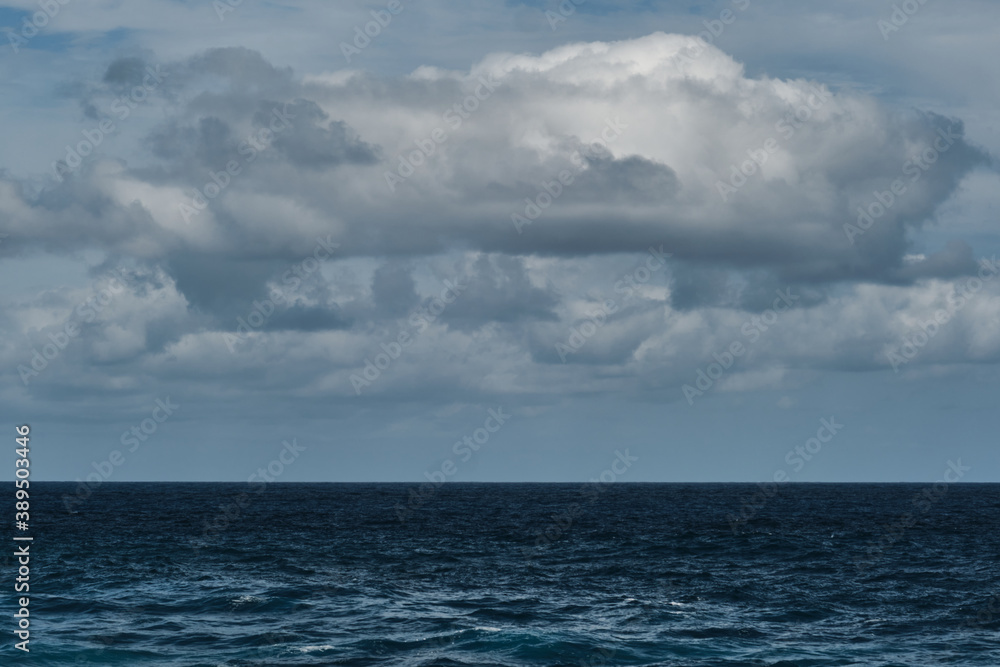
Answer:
[[17, 480, 1000, 485]]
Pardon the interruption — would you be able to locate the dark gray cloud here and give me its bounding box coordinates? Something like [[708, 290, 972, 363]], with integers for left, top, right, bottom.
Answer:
[[371, 262, 419, 317], [2, 32, 998, 426], [263, 99, 380, 169], [435, 254, 559, 331], [103, 56, 152, 87]]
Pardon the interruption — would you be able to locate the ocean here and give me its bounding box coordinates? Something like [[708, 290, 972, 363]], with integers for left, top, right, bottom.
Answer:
[[7, 482, 1000, 665]]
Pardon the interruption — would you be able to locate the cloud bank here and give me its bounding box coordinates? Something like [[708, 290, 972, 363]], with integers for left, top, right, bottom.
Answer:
[[1, 32, 995, 416]]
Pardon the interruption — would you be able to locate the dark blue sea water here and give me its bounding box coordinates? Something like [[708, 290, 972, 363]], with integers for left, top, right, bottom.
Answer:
[[5, 483, 1000, 665]]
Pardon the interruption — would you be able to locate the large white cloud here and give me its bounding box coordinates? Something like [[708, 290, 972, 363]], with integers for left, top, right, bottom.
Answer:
[[0, 33, 995, 414]]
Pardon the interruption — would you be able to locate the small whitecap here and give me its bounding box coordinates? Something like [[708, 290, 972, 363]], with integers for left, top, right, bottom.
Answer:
[[230, 595, 264, 606]]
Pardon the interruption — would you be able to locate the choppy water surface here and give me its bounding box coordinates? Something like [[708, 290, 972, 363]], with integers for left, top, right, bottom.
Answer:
[[9, 483, 1000, 665]]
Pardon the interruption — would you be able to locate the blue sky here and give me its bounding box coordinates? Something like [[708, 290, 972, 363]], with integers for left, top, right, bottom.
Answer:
[[1, 0, 998, 482]]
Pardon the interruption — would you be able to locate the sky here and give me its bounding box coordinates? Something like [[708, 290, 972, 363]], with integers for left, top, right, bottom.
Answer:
[[1, 0, 999, 483]]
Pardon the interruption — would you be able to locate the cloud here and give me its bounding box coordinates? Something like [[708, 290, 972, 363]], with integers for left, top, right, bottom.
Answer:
[[7, 36, 988, 274], [1, 32, 995, 415]]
